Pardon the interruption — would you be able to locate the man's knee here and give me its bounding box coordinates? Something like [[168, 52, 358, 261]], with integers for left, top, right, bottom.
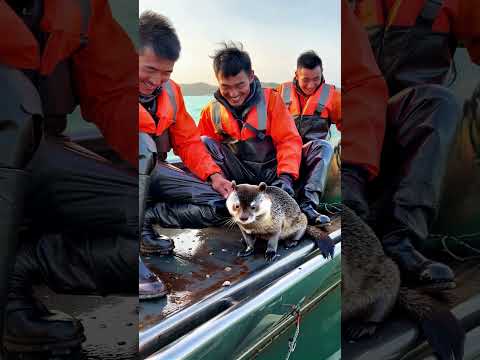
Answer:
[[139, 132, 157, 175], [0, 65, 43, 168], [201, 136, 224, 161], [200, 135, 217, 148], [302, 139, 334, 163], [389, 85, 462, 138], [150, 161, 196, 184]]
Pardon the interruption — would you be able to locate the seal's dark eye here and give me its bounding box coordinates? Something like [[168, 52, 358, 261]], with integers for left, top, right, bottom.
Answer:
[[250, 204, 256, 210], [234, 203, 240, 210]]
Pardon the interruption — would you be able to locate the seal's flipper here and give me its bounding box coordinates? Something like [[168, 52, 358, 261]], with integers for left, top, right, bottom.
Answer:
[[399, 287, 465, 360]]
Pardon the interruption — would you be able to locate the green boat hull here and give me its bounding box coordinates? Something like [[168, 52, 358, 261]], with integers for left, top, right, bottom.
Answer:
[[140, 223, 341, 360], [143, 244, 341, 360], [250, 284, 341, 360]]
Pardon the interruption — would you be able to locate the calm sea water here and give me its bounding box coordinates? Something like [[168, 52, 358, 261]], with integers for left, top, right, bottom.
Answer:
[[185, 95, 213, 124], [166, 96, 212, 161]]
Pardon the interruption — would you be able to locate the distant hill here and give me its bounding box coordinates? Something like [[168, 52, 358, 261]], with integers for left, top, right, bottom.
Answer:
[[180, 83, 216, 96], [262, 82, 281, 89], [180, 82, 280, 96]]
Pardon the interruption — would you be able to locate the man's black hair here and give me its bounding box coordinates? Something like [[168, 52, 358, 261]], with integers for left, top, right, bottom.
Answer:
[[139, 11, 181, 61], [297, 50, 323, 70], [212, 42, 252, 77]]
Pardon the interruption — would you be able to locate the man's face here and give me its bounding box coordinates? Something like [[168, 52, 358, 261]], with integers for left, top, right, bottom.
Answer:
[[296, 66, 322, 96], [139, 47, 175, 95], [217, 70, 254, 107]]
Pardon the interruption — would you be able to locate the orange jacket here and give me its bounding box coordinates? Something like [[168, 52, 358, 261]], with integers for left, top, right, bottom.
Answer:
[[354, 0, 480, 64], [139, 80, 221, 181], [0, 0, 138, 167], [198, 88, 302, 179], [277, 82, 342, 130], [342, 0, 389, 178]]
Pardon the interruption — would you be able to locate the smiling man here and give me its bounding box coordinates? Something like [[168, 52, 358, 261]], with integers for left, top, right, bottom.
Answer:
[[197, 43, 302, 199], [278, 51, 341, 225], [138, 11, 232, 299]]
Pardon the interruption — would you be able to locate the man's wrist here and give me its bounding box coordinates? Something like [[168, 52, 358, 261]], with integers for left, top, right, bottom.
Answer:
[[208, 172, 222, 181]]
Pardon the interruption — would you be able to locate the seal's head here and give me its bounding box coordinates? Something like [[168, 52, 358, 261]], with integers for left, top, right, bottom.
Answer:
[[226, 181, 271, 225]]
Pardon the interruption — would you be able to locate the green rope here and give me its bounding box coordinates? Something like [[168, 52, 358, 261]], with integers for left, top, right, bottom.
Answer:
[[429, 232, 480, 261]]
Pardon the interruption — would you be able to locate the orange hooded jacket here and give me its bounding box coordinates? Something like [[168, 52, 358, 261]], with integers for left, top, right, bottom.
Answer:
[[354, 0, 480, 64], [139, 80, 221, 181], [342, 0, 389, 178], [198, 88, 302, 180], [277, 82, 342, 131]]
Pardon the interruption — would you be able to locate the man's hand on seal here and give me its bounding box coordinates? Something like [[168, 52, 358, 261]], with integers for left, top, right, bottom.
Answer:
[[210, 173, 233, 198]]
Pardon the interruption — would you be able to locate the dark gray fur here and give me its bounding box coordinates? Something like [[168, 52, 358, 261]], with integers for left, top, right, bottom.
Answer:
[[228, 182, 333, 262], [229, 182, 306, 261], [342, 205, 465, 360]]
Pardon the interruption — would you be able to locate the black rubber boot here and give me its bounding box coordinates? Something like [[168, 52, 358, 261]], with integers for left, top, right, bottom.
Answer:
[[0, 169, 30, 353], [300, 202, 331, 226], [4, 226, 137, 353], [141, 208, 174, 255], [139, 133, 168, 298], [139, 132, 172, 285], [139, 256, 167, 300], [3, 243, 85, 354], [138, 136, 174, 255], [383, 234, 455, 291], [299, 140, 334, 226], [140, 172, 174, 256], [299, 189, 331, 226], [146, 201, 230, 229]]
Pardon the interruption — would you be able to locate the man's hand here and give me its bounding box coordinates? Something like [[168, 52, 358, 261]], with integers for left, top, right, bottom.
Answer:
[[210, 173, 233, 198], [271, 174, 295, 197]]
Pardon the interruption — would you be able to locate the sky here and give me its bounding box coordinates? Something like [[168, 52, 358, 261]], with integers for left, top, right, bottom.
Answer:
[[139, 0, 340, 86]]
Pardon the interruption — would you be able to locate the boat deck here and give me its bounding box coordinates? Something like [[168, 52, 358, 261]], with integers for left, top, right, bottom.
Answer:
[[140, 216, 341, 332], [36, 289, 138, 360]]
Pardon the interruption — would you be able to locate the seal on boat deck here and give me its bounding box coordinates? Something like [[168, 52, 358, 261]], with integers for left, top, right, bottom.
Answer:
[[226, 181, 335, 262]]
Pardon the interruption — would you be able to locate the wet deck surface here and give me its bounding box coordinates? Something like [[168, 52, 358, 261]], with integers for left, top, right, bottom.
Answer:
[[36, 288, 138, 359], [140, 217, 340, 332], [30, 217, 338, 359], [435, 255, 480, 307]]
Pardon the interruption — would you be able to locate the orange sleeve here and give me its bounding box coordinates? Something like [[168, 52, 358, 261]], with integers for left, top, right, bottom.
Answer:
[[169, 91, 221, 181], [197, 105, 224, 142], [72, 0, 137, 168], [0, 2, 40, 69], [341, 0, 388, 178], [453, 0, 480, 64], [268, 90, 302, 179]]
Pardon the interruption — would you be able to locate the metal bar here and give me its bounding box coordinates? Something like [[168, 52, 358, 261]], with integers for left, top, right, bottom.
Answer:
[[235, 280, 341, 360], [139, 229, 340, 357], [145, 240, 341, 360]]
